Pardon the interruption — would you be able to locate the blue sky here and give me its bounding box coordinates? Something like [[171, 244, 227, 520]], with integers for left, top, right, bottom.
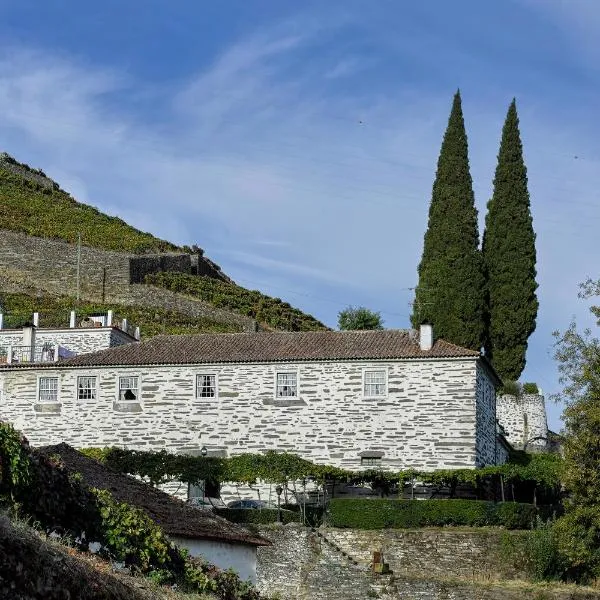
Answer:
[[1, 0, 599, 431]]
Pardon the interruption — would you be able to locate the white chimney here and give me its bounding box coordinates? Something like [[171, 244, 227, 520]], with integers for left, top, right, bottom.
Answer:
[[419, 323, 433, 351], [22, 324, 36, 357]]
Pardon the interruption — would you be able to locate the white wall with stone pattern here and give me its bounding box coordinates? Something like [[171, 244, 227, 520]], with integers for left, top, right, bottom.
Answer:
[[496, 394, 548, 450], [0, 327, 134, 356], [0, 356, 501, 471], [170, 536, 257, 583]]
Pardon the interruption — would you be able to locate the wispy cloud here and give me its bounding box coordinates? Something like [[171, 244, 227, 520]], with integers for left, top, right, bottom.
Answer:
[[0, 5, 599, 432]]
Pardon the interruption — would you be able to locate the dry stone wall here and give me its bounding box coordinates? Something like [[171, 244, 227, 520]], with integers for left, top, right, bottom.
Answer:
[[256, 525, 595, 600], [0, 229, 256, 332], [496, 393, 548, 450]]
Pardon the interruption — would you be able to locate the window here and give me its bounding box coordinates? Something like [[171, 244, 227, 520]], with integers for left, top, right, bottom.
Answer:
[[196, 374, 217, 398], [118, 376, 139, 401], [361, 456, 382, 467], [276, 372, 297, 397], [77, 376, 97, 401], [363, 370, 387, 397], [38, 377, 59, 403]]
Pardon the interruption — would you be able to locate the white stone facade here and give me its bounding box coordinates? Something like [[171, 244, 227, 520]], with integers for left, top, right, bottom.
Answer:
[[496, 393, 548, 450], [0, 355, 502, 471], [0, 326, 135, 359]]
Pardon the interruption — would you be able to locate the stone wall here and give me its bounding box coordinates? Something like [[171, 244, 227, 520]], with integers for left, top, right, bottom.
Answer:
[[255, 525, 598, 600], [0, 229, 256, 332], [496, 393, 548, 450], [0, 356, 499, 471]]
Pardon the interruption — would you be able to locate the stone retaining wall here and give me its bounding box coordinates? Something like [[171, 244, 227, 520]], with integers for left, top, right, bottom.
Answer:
[[255, 525, 598, 600], [0, 229, 256, 332]]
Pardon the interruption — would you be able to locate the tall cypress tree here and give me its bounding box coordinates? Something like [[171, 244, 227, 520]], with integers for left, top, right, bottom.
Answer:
[[412, 91, 485, 351], [482, 99, 537, 380]]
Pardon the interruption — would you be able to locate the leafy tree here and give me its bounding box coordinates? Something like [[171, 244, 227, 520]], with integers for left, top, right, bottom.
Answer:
[[338, 306, 383, 330], [551, 279, 600, 581], [482, 99, 538, 380], [412, 91, 485, 350]]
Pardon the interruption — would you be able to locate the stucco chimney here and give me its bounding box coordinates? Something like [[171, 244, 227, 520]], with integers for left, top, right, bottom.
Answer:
[[22, 324, 36, 356], [419, 322, 433, 351]]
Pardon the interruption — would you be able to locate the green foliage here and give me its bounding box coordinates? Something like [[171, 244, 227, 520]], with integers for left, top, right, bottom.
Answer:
[[0, 291, 242, 336], [546, 279, 600, 584], [328, 498, 538, 530], [146, 272, 327, 332], [482, 99, 538, 380], [0, 166, 178, 253], [337, 306, 384, 330], [500, 520, 568, 582], [0, 423, 31, 497], [412, 91, 485, 351], [93, 488, 178, 573], [501, 380, 522, 396], [0, 426, 266, 599], [216, 508, 299, 525], [522, 382, 540, 395], [82, 446, 563, 502]]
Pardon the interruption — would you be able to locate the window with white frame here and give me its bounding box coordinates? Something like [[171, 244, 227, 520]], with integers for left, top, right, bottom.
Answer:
[[38, 377, 59, 403], [196, 374, 217, 398], [276, 372, 297, 397], [118, 376, 139, 401], [363, 370, 387, 397], [77, 376, 97, 401]]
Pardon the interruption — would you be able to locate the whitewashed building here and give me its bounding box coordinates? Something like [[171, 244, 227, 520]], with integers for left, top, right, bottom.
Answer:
[[0, 324, 507, 472]]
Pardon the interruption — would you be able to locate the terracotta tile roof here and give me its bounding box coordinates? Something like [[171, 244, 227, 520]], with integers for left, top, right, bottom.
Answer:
[[38, 444, 270, 547], [46, 329, 479, 367]]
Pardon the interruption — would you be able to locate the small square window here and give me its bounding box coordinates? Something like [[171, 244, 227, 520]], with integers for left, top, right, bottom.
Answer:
[[276, 372, 297, 397], [118, 376, 139, 401], [196, 374, 217, 398], [77, 376, 97, 401], [38, 377, 59, 403], [363, 370, 386, 397]]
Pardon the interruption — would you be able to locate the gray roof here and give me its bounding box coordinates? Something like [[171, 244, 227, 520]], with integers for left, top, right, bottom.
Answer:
[[38, 444, 270, 547], [50, 329, 480, 367]]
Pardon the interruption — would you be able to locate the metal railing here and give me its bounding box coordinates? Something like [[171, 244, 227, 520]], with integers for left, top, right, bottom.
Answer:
[[0, 344, 59, 364]]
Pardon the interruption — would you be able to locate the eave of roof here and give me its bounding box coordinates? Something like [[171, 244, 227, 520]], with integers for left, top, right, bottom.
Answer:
[[37, 444, 270, 547], [0, 329, 481, 370]]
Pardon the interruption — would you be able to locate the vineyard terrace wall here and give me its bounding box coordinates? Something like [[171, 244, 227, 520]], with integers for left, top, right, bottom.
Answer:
[[0, 229, 256, 332], [0, 353, 502, 472]]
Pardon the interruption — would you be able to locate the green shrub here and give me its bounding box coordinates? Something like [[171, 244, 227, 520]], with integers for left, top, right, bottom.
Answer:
[[145, 272, 327, 332], [328, 499, 539, 530], [501, 380, 522, 396], [216, 508, 299, 525], [522, 382, 540, 395]]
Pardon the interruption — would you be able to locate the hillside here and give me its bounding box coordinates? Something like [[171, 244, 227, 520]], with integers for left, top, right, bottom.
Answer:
[[0, 514, 198, 600], [0, 153, 327, 333], [0, 155, 178, 254], [0, 292, 244, 336]]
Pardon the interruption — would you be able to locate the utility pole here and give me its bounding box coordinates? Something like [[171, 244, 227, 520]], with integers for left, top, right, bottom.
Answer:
[[76, 232, 81, 303]]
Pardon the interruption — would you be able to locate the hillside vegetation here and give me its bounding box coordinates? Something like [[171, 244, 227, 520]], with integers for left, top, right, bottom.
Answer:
[[0, 161, 178, 254], [0, 292, 243, 336], [146, 272, 327, 331], [0, 153, 327, 332]]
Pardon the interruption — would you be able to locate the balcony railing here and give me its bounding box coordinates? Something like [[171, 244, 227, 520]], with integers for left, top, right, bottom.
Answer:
[[0, 344, 63, 364]]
